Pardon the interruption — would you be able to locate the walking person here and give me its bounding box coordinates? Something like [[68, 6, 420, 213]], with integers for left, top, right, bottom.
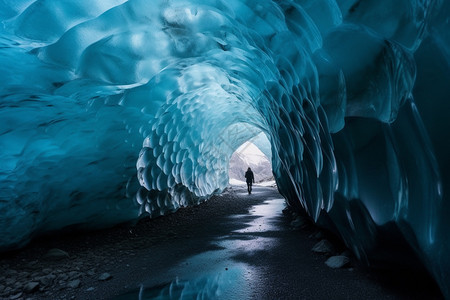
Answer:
[[245, 167, 255, 194]]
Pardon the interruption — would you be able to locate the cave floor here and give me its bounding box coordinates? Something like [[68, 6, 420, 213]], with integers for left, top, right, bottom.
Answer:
[[0, 185, 443, 299]]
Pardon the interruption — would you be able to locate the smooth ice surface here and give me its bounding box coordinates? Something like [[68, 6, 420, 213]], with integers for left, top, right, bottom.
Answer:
[[0, 0, 449, 297]]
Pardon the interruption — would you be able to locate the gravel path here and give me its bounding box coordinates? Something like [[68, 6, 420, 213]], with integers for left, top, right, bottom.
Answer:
[[0, 185, 443, 299]]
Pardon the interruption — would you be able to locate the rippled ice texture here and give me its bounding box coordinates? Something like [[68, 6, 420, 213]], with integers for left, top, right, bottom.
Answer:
[[0, 0, 449, 296]]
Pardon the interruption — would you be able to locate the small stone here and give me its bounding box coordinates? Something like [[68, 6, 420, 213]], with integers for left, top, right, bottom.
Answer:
[[9, 292, 22, 299], [58, 274, 69, 281], [313, 231, 324, 240], [68, 271, 81, 279], [23, 282, 39, 293], [86, 287, 95, 292], [312, 240, 335, 255], [290, 216, 306, 228], [325, 255, 350, 269], [43, 248, 70, 260], [18, 271, 29, 279], [26, 261, 38, 267], [38, 274, 56, 286], [67, 279, 81, 289], [13, 282, 23, 290], [98, 273, 112, 281]]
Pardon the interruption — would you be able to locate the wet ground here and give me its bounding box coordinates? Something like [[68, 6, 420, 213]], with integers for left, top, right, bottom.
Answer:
[[0, 185, 443, 299]]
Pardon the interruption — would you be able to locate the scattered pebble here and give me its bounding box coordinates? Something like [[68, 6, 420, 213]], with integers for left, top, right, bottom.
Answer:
[[87, 269, 96, 276], [98, 273, 112, 281], [311, 239, 335, 255], [23, 282, 39, 293], [290, 216, 306, 228], [38, 274, 56, 286], [9, 292, 22, 300], [325, 255, 350, 269], [67, 279, 81, 288], [43, 248, 70, 260], [311, 231, 324, 240]]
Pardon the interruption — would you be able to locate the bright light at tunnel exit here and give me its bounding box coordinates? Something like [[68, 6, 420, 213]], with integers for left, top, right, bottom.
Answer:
[[228, 137, 274, 185]]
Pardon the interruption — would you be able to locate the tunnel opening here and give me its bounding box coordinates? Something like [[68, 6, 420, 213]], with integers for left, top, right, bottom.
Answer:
[[228, 136, 274, 186]]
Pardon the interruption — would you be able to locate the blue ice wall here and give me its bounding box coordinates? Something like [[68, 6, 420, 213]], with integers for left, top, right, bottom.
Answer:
[[0, 0, 449, 297]]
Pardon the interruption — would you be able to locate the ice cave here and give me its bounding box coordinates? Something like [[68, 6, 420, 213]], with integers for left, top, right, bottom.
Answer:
[[0, 0, 449, 297]]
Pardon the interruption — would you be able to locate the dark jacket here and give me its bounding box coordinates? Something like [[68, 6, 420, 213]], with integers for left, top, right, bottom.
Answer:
[[245, 170, 254, 183]]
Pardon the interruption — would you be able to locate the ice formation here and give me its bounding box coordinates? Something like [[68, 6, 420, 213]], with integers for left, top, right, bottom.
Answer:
[[0, 0, 449, 297]]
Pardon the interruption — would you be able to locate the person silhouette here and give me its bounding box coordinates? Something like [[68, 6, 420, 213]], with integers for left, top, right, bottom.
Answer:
[[244, 167, 255, 194]]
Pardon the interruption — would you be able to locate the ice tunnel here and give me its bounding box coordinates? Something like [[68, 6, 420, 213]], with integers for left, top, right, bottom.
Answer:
[[0, 0, 449, 297]]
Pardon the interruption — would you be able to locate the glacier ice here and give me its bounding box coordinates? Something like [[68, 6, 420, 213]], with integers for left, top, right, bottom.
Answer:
[[0, 0, 449, 297]]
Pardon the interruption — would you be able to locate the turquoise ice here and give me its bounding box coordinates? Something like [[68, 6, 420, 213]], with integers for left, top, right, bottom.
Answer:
[[0, 0, 449, 297]]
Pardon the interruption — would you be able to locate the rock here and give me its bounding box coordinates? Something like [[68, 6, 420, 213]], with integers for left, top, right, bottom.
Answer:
[[26, 260, 38, 267], [86, 287, 95, 292], [282, 207, 290, 215], [23, 282, 39, 293], [4, 287, 12, 295], [87, 269, 96, 276], [68, 271, 82, 279], [58, 274, 69, 281], [312, 231, 324, 240], [325, 255, 350, 269], [13, 282, 23, 290], [67, 279, 81, 289], [18, 271, 29, 280], [42, 268, 52, 274], [311, 239, 335, 255], [9, 292, 22, 299], [98, 273, 112, 281], [38, 274, 56, 286], [43, 248, 70, 260], [290, 216, 306, 228]]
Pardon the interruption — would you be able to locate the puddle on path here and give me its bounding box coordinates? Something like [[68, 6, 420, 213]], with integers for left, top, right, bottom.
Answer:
[[115, 191, 286, 299], [115, 261, 254, 299]]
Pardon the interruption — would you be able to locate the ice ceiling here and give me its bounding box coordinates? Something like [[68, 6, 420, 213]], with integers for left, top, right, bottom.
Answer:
[[0, 0, 449, 297]]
